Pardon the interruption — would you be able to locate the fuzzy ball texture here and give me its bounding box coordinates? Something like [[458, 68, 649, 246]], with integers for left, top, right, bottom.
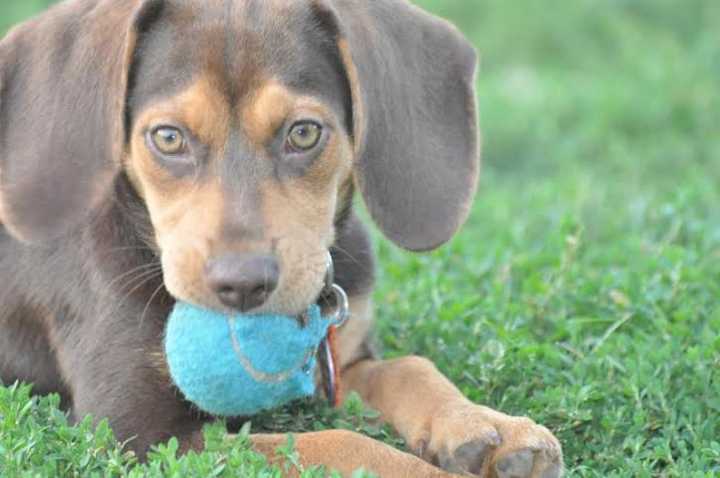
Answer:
[[164, 302, 332, 417]]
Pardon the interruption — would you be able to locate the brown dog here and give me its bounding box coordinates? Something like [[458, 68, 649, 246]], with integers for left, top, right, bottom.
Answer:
[[0, 1, 563, 476]]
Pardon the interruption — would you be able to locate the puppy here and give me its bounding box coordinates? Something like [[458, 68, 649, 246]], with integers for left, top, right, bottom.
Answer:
[[0, 0, 563, 476]]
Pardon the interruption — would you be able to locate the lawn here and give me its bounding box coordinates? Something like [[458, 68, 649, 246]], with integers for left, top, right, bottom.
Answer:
[[1, 1, 719, 477]]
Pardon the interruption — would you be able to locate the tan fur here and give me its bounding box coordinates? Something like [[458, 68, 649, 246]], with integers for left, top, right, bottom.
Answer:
[[342, 357, 563, 477], [133, 170, 226, 309], [241, 80, 295, 147], [254, 178, 335, 315], [251, 430, 455, 478]]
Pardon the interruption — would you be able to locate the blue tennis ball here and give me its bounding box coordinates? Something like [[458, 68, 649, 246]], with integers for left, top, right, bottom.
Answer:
[[164, 302, 332, 417]]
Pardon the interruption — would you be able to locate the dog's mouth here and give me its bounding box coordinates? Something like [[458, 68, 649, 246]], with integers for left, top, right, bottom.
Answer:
[[164, 251, 338, 321]]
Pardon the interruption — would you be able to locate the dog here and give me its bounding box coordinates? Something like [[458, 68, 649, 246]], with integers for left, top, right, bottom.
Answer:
[[0, 1, 563, 476]]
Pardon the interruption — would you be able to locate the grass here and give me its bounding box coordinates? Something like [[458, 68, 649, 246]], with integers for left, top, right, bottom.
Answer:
[[2, 0, 719, 476]]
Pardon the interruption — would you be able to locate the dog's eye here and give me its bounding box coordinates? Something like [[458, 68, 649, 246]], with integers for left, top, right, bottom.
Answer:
[[287, 122, 322, 152], [151, 127, 186, 155]]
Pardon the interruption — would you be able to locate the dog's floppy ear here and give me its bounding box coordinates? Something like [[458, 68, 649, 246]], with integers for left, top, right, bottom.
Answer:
[[317, 0, 479, 252], [0, 0, 163, 243]]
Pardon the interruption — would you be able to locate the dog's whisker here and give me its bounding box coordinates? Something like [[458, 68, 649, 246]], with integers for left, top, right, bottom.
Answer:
[[108, 271, 164, 316], [105, 267, 163, 300], [138, 281, 167, 330], [117, 269, 163, 297], [99, 246, 158, 255], [116, 268, 163, 294], [102, 244, 156, 252], [104, 263, 162, 293]]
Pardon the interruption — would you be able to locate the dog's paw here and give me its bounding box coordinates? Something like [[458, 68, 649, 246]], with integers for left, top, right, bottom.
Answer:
[[415, 403, 563, 477]]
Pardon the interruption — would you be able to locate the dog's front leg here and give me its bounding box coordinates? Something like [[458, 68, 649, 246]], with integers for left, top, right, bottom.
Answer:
[[342, 357, 563, 477], [57, 303, 207, 459], [251, 430, 454, 478]]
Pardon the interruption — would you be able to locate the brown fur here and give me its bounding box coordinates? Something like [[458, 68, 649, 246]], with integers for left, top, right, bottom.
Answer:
[[0, 1, 562, 476]]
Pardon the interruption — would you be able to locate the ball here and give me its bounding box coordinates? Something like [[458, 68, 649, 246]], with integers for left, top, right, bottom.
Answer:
[[164, 302, 333, 417]]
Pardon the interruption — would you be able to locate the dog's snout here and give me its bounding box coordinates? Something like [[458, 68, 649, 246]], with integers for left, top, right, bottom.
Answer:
[[206, 254, 279, 311]]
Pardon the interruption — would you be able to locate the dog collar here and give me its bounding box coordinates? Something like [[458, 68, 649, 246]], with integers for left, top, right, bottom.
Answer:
[[316, 252, 350, 408]]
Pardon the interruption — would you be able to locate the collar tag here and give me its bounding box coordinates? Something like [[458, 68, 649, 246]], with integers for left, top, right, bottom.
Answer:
[[320, 327, 341, 407], [317, 251, 349, 407]]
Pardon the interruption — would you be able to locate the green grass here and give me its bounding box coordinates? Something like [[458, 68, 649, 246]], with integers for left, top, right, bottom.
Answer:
[[2, 0, 719, 476], [0, 384, 383, 477]]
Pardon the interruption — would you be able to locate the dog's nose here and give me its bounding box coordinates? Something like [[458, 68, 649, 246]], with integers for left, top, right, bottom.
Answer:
[[206, 254, 279, 311]]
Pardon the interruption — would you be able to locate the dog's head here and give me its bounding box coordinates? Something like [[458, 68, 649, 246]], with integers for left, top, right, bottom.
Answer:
[[0, 0, 478, 315]]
